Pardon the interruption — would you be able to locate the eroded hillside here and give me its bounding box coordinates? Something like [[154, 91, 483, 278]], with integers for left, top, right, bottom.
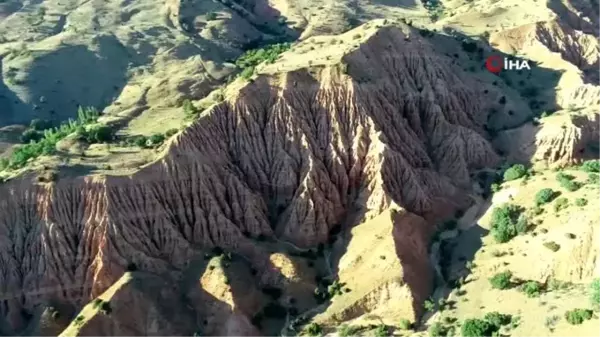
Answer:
[[0, 0, 598, 335], [0, 24, 510, 335]]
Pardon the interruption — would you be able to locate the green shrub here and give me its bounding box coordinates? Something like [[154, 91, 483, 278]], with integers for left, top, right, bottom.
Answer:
[[85, 124, 113, 143], [182, 99, 199, 117], [205, 12, 217, 20], [428, 322, 446, 337], [29, 119, 51, 131], [424, 298, 435, 312], [461, 318, 493, 337], [580, 160, 600, 173], [148, 133, 165, 146], [399, 319, 412, 330], [553, 197, 569, 212], [535, 188, 556, 205], [489, 204, 524, 243], [131, 135, 148, 148], [543, 241, 560, 252], [305, 322, 322, 336], [21, 129, 43, 143], [491, 183, 501, 192], [484, 312, 511, 329], [590, 278, 600, 310], [236, 43, 291, 79], [92, 299, 103, 308], [520, 281, 543, 298], [165, 128, 178, 137], [515, 214, 530, 234], [575, 198, 588, 207], [338, 324, 359, 337], [503, 164, 527, 181], [558, 179, 581, 191], [564, 309, 593, 325], [7, 106, 100, 170], [587, 173, 599, 184], [374, 324, 388, 337], [489, 271, 512, 290]]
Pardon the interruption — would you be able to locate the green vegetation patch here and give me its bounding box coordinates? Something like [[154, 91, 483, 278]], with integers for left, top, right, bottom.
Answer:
[[535, 188, 557, 205], [5, 107, 103, 171], [503, 164, 527, 181], [564, 308, 593, 325], [337, 324, 360, 337], [235, 43, 292, 80], [489, 271, 513, 290], [305, 322, 322, 336], [553, 197, 569, 212], [590, 278, 600, 310], [489, 204, 527, 243], [580, 160, 600, 173], [543, 241, 560, 252], [519, 281, 543, 298], [556, 172, 581, 191]]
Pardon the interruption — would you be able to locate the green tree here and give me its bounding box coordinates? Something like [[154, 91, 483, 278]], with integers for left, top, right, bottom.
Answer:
[[374, 324, 388, 337], [575, 198, 588, 207], [399, 319, 412, 330], [86, 125, 113, 143], [535, 188, 556, 205], [306, 323, 322, 336], [461, 318, 493, 337], [20, 129, 43, 143], [148, 133, 165, 146], [428, 322, 446, 337], [29, 119, 50, 131], [580, 160, 600, 173], [484, 312, 511, 329], [489, 271, 512, 290], [503, 164, 526, 181], [520, 281, 542, 297]]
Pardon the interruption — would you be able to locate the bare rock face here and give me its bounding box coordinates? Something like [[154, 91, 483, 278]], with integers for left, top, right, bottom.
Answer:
[[495, 111, 599, 166], [0, 26, 502, 335]]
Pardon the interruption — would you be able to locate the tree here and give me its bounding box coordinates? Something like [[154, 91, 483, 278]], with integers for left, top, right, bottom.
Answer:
[[30, 119, 50, 131], [580, 160, 600, 173], [86, 125, 113, 143], [148, 133, 165, 146], [489, 204, 523, 243], [520, 281, 542, 297], [461, 318, 493, 337], [165, 128, 178, 137], [503, 164, 526, 181], [21, 129, 43, 143], [484, 312, 511, 329], [428, 322, 446, 337], [489, 271, 512, 290], [305, 323, 322, 336], [535, 188, 556, 205], [374, 324, 388, 337]]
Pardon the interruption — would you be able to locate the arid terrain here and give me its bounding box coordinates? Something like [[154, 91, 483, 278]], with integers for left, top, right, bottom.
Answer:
[[0, 0, 598, 336]]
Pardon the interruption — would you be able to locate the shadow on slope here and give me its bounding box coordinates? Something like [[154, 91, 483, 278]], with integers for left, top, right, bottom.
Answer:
[[1, 35, 129, 127]]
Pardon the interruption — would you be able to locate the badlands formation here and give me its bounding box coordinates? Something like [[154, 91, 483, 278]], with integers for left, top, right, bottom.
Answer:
[[0, 0, 598, 336]]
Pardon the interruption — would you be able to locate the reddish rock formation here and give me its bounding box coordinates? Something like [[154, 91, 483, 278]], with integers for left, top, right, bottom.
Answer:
[[0, 26, 502, 335]]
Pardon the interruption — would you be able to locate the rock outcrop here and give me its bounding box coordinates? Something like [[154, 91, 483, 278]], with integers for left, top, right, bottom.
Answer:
[[0, 25, 503, 335]]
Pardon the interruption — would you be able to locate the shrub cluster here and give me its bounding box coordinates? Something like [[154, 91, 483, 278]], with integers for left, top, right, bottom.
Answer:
[[520, 281, 543, 298], [489, 204, 526, 243], [489, 271, 513, 290], [564, 309, 593, 325], [556, 172, 581, 191], [503, 164, 526, 181], [535, 188, 556, 205], [553, 197, 569, 212], [580, 160, 600, 173], [235, 43, 292, 80], [6, 107, 101, 170]]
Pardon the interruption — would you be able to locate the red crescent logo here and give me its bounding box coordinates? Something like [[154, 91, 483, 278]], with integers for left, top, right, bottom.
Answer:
[[485, 55, 503, 74]]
